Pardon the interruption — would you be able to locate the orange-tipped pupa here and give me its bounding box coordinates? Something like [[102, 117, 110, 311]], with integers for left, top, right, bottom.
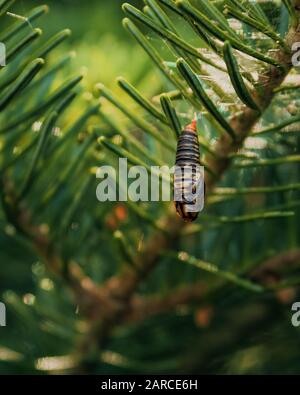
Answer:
[[174, 117, 203, 222]]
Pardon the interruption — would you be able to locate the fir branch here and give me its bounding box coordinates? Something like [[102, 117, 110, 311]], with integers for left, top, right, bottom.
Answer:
[[74, 4, 300, 362], [124, 249, 300, 322], [3, 1, 300, 374]]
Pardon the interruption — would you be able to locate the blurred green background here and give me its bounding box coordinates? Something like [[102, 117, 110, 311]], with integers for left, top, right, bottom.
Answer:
[[19, 1, 140, 41], [12, 0, 149, 88]]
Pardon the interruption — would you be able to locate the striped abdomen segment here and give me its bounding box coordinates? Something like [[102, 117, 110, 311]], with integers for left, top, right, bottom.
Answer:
[[174, 121, 201, 222]]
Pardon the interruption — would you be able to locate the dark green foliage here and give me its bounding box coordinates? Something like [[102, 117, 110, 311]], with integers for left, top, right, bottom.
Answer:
[[0, 0, 300, 375]]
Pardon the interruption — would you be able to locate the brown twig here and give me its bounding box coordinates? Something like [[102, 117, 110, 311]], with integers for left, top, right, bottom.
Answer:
[[124, 282, 207, 322], [1, 178, 114, 321], [251, 249, 300, 279]]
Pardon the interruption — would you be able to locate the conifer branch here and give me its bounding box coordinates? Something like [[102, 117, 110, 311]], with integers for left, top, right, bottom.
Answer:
[[74, 5, 300, 363], [124, 249, 300, 322]]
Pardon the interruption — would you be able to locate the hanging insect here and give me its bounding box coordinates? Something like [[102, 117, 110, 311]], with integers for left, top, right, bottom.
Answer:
[[174, 117, 205, 222]]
